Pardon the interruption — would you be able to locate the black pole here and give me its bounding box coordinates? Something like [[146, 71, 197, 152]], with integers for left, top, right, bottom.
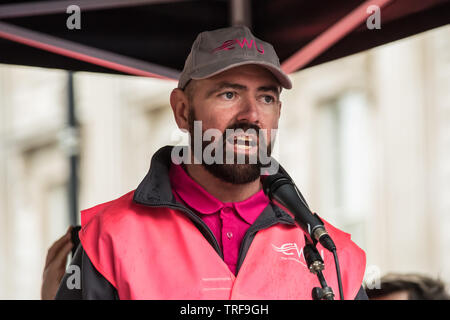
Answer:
[[67, 71, 79, 227], [304, 241, 335, 300]]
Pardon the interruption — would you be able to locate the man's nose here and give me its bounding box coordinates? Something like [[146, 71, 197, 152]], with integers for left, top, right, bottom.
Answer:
[[236, 96, 260, 124]]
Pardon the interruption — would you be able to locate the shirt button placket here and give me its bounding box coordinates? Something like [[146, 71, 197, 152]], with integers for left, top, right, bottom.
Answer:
[[222, 207, 233, 240], [222, 207, 232, 215]]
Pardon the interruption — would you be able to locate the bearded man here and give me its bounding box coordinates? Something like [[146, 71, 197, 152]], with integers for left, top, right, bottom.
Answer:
[[55, 26, 367, 300]]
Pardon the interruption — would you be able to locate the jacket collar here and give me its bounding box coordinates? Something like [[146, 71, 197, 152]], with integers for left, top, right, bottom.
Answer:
[[132, 145, 295, 225], [133, 145, 176, 206]]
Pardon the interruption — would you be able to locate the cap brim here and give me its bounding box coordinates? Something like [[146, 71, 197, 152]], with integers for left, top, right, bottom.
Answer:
[[189, 58, 292, 89]]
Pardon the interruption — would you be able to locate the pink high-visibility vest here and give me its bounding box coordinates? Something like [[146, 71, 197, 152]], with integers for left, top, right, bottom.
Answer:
[[79, 191, 366, 300]]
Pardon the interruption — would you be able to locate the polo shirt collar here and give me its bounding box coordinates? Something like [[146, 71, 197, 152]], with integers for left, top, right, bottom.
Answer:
[[169, 163, 269, 225]]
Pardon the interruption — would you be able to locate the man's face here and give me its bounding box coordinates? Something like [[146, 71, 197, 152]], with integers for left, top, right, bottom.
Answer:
[[182, 64, 282, 184]]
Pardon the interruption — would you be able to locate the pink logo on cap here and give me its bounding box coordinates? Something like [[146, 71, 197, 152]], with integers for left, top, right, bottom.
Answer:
[[212, 38, 264, 54]]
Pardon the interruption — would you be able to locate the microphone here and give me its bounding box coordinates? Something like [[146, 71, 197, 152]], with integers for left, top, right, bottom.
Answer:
[[262, 172, 336, 252], [263, 171, 345, 300]]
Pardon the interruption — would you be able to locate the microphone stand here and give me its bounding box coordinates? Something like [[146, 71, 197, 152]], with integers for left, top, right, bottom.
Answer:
[[262, 171, 345, 300], [303, 238, 335, 300]]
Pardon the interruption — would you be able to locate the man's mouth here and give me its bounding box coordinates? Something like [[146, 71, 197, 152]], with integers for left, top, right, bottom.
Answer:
[[226, 134, 258, 151]]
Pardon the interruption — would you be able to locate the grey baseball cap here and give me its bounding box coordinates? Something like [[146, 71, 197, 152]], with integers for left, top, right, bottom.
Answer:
[[178, 25, 292, 90]]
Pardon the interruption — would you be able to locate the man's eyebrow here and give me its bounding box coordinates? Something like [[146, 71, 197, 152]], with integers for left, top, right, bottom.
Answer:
[[258, 85, 280, 98], [205, 82, 280, 98], [205, 82, 247, 98]]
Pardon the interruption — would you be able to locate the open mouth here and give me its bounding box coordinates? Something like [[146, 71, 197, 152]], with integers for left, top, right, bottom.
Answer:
[[226, 134, 258, 151]]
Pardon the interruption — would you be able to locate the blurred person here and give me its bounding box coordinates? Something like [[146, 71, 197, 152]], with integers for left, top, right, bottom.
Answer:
[[366, 273, 450, 300], [55, 26, 367, 300], [41, 226, 73, 300]]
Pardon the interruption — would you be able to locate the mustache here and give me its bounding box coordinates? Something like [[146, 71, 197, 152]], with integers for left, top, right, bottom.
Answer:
[[221, 122, 264, 148], [225, 121, 261, 132]]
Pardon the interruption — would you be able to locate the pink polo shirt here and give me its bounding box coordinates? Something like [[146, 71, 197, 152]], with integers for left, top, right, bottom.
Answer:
[[169, 163, 269, 275]]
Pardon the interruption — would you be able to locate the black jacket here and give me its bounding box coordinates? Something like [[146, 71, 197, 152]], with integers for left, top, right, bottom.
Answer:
[[55, 146, 368, 300]]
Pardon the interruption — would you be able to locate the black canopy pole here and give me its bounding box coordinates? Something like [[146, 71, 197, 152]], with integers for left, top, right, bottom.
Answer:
[[0, 0, 187, 19], [0, 21, 181, 80], [230, 0, 252, 28], [67, 71, 79, 226]]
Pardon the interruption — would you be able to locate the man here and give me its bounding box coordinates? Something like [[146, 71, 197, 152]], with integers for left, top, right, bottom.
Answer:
[[55, 25, 367, 300]]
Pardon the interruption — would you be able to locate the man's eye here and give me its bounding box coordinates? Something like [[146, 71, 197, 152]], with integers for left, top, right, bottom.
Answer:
[[262, 95, 275, 103], [221, 92, 235, 100]]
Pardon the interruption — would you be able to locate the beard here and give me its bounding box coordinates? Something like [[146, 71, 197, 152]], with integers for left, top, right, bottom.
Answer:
[[188, 108, 273, 185]]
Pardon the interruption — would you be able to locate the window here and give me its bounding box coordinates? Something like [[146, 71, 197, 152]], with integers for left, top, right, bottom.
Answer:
[[314, 91, 372, 247]]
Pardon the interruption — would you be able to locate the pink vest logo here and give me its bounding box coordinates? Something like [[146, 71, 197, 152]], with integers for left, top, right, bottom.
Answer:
[[272, 243, 324, 268], [212, 38, 264, 54]]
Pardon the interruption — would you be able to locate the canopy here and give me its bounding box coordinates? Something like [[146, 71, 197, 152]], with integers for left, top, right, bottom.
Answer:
[[1, 0, 449, 80]]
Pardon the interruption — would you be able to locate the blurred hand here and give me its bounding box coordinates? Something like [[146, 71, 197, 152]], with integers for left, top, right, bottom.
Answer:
[[41, 226, 74, 300]]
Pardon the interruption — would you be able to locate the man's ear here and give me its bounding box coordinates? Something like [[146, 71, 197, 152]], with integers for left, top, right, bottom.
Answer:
[[170, 88, 190, 130]]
